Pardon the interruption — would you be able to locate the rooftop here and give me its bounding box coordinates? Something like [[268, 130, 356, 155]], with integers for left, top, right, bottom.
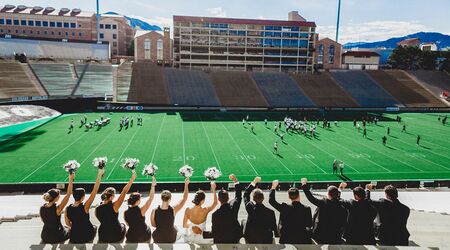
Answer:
[[342, 51, 381, 57], [0, 5, 94, 18], [173, 15, 317, 28]]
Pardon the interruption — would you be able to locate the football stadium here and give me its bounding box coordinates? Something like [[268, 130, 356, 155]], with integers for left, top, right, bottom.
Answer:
[[1, 1, 450, 249]]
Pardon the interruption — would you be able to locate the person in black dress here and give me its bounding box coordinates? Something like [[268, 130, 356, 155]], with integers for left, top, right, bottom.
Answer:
[[95, 170, 136, 243], [64, 169, 103, 243], [124, 176, 156, 243], [151, 177, 190, 243], [40, 172, 74, 243]]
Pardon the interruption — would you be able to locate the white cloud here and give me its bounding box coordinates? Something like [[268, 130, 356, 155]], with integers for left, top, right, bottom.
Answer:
[[317, 20, 433, 44], [207, 7, 227, 17]]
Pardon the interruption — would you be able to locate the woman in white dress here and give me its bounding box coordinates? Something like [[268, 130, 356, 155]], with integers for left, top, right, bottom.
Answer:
[[182, 182, 217, 244]]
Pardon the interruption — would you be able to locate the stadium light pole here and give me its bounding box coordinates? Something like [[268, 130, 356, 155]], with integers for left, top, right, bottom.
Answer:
[[96, 0, 101, 42], [335, 0, 342, 43]]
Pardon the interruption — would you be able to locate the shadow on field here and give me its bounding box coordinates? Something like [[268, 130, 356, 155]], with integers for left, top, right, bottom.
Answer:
[[0, 130, 46, 153]]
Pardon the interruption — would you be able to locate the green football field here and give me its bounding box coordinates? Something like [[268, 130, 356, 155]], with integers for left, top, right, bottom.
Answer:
[[0, 112, 449, 184]]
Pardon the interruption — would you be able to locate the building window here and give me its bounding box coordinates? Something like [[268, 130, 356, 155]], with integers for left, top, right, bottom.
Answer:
[[65, 32, 68, 36], [14, 20, 19, 25], [58, 31, 61, 36], [57, 22, 62, 28], [113, 41, 117, 47], [50, 21, 55, 27], [105, 24, 111, 29], [144, 38, 151, 59], [112, 24, 117, 29], [15, 30, 18, 34], [100, 24, 104, 29], [64, 22, 69, 28], [43, 21, 48, 27], [70, 23, 76, 28], [329, 45, 335, 64], [78, 32, 82, 36], [99, 33, 104, 39], [157, 39, 163, 60], [44, 30, 48, 35], [51, 31, 54, 35], [7, 29, 11, 33], [35, 21, 41, 26], [318, 44, 324, 64], [112, 34, 117, 39], [6, 19, 12, 25], [0, 29, 3, 33], [28, 20, 34, 26], [72, 32, 75, 36], [30, 30, 33, 34], [22, 30, 26, 34], [37, 30, 40, 34], [0, 19, 4, 25], [21, 20, 27, 26]]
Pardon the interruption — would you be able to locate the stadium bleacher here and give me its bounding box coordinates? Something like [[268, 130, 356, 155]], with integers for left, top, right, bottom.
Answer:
[[251, 72, 315, 107], [0, 62, 45, 99], [30, 63, 78, 96], [74, 64, 113, 97], [330, 71, 400, 107], [127, 62, 171, 105], [291, 72, 359, 107], [408, 70, 450, 100], [0, 38, 109, 61], [115, 62, 133, 102], [209, 71, 269, 107], [367, 70, 446, 107], [165, 68, 220, 106]]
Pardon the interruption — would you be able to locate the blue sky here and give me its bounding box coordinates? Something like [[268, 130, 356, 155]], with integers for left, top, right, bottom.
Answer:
[[2, 0, 449, 43]]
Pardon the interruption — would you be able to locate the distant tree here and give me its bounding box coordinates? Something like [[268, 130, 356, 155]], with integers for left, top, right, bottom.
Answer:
[[442, 51, 450, 72], [419, 50, 439, 70], [388, 46, 422, 70], [127, 39, 135, 57]]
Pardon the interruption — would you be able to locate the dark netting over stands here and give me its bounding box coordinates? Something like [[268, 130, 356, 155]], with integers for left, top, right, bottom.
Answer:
[[74, 64, 113, 97], [291, 72, 359, 107], [367, 70, 445, 107], [210, 71, 269, 107], [330, 71, 399, 107], [127, 62, 170, 105], [30, 63, 77, 96], [165, 68, 220, 106], [250, 72, 315, 107]]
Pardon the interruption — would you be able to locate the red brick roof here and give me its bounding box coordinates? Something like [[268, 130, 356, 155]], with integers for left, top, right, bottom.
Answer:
[[173, 15, 316, 27], [397, 38, 421, 47], [342, 51, 380, 57]]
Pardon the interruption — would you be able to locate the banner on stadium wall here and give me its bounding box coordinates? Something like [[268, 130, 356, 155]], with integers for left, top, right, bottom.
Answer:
[[126, 106, 144, 111], [11, 96, 48, 102], [386, 107, 400, 112]]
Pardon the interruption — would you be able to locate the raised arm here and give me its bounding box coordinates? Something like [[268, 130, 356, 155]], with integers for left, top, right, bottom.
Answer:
[[150, 209, 157, 227], [229, 174, 242, 211], [301, 178, 323, 207], [173, 177, 190, 214], [269, 180, 282, 212], [84, 169, 104, 213], [182, 207, 190, 228], [206, 182, 218, 212], [338, 182, 352, 209], [64, 207, 71, 227], [141, 176, 156, 216], [57, 173, 74, 215], [365, 184, 383, 208], [113, 171, 137, 212], [244, 177, 260, 213]]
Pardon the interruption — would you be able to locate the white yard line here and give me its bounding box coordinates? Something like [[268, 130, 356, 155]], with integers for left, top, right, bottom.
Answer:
[[150, 115, 166, 163], [252, 131, 294, 175], [106, 126, 141, 179], [181, 116, 186, 165], [199, 116, 221, 171]]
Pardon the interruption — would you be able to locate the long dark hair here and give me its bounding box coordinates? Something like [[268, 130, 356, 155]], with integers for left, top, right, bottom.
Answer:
[[192, 190, 205, 205]]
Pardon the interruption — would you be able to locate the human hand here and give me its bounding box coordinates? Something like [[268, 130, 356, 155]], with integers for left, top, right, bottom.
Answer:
[[229, 174, 238, 183], [271, 180, 279, 190], [210, 181, 216, 191], [301, 178, 307, 186]]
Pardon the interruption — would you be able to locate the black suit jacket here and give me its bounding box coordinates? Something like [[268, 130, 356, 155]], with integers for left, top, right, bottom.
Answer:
[[339, 198, 377, 245], [243, 184, 277, 244], [269, 189, 312, 244], [203, 183, 244, 243], [366, 190, 410, 246], [302, 184, 347, 244]]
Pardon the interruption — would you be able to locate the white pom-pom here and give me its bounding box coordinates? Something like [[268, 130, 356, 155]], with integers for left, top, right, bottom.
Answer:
[[179, 165, 194, 178], [204, 167, 221, 181], [93, 157, 108, 169], [142, 163, 158, 176], [122, 158, 140, 170], [63, 160, 80, 173]]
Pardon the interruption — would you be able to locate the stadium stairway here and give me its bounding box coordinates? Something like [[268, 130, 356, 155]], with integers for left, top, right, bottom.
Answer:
[[127, 62, 171, 105], [115, 62, 133, 102], [30, 63, 78, 96], [330, 71, 401, 108], [209, 71, 270, 107], [1, 190, 449, 248], [250, 72, 316, 108], [367, 70, 447, 107], [0, 62, 44, 99], [165, 68, 220, 106], [290, 72, 359, 108], [407, 70, 450, 103]]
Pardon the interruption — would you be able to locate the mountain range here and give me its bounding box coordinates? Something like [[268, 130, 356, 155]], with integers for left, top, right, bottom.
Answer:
[[343, 32, 450, 50]]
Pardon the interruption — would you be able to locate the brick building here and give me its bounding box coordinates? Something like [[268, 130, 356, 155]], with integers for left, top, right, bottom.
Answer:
[[314, 36, 342, 70], [99, 14, 134, 57], [134, 28, 172, 65], [342, 51, 380, 70]]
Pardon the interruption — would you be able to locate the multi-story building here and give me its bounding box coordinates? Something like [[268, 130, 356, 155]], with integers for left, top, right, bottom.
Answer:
[[173, 12, 316, 72], [134, 27, 172, 65], [342, 51, 380, 70], [0, 5, 134, 58], [314, 36, 342, 70]]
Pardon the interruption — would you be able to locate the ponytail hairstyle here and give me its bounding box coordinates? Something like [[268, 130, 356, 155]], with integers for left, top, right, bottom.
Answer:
[[73, 188, 86, 202], [161, 190, 172, 202], [192, 190, 206, 205], [43, 189, 60, 203], [127, 192, 141, 206], [101, 187, 116, 202]]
